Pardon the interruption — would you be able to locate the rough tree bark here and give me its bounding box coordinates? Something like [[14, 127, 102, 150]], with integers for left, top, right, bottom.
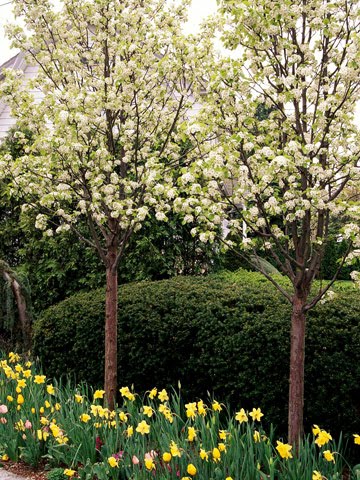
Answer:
[[104, 240, 118, 411], [288, 292, 308, 445]]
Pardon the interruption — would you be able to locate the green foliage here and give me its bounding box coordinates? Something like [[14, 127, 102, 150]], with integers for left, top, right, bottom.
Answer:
[[321, 238, 359, 281], [33, 271, 360, 438], [4, 211, 221, 315], [46, 468, 67, 480]]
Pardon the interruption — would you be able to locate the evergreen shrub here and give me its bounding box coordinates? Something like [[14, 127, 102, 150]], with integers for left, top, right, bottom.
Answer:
[[33, 272, 360, 437]]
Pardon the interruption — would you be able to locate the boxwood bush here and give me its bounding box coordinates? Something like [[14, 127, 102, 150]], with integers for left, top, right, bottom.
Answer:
[[33, 271, 360, 437]]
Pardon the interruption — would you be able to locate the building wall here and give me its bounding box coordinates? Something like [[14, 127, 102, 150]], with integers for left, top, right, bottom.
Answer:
[[0, 55, 40, 140]]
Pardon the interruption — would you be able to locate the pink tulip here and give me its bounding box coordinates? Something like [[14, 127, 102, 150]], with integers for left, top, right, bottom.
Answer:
[[132, 455, 140, 465], [145, 450, 158, 460], [0, 417, 7, 424], [0, 405, 8, 414], [24, 420, 32, 429]]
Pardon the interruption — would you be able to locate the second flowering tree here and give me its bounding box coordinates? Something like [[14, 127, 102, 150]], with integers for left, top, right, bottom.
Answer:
[[179, 0, 360, 444]]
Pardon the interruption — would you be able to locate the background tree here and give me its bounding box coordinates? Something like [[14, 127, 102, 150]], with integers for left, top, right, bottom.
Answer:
[[0, 131, 32, 350], [0, 0, 211, 408], [178, 0, 360, 444]]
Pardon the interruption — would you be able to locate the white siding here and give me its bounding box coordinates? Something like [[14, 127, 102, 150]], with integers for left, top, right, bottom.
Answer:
[[0, 103, 17, 140], [0, 60, 41, 140]]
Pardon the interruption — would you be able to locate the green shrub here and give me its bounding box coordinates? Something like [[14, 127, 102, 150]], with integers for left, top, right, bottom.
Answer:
[[33, 271, 360, 437], [46, 468, 67, 480]]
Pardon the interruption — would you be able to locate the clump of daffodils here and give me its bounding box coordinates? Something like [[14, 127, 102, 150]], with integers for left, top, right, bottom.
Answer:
[[0, 353, 356, 479]]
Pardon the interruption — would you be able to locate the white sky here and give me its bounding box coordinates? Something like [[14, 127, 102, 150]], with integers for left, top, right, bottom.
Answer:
[[0, 0, 218, 65]]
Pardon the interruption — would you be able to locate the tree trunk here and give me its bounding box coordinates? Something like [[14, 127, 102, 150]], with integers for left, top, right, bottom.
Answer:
[[288, 293, 307, 446], [1, 264, 32, 351], [104, 242, 118, 410], [9, 274, 32, 351]]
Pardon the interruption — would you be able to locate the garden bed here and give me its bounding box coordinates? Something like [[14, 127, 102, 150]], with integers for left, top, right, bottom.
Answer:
[[1, 352, 359, 479]]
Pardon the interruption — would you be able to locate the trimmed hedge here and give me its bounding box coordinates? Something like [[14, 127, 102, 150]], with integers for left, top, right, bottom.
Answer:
[[33, 272, 360, 437]]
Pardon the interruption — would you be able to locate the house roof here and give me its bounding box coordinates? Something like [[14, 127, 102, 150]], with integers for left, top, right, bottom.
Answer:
[[0, 51, 25, 77]]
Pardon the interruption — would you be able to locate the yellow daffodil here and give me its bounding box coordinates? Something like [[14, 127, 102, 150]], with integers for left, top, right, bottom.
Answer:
[[148, 387, 157, 399], [34, 375, 46, 384], [93, 390, 105, 400], [108, 457, 118, 468], [218, 442, 226, 452], [188, 426, 197, 442], [276, 440, 293, 459], [50, 423, 61, 438], [212, 400, 222, 412], [144, 458, 155, 470], [199, 448, 208, 461], [315, 429, 332, 447], [126, 425, 134, 437], [158, 403, 174, 423], [253, 430, 261, 443], [185, 402, 197, 419], [235, 408, 248, 423], [249, 407, 264, 422], [40, 417, 49, 425], [323, 450, 335, 463], [354, 434, 360, 445], [312, 424, 321, 436], [119, 386, 135, 401], [212, 447, 221, 462], [197, 400, 206, 416], [9, 352, 20, 363], [47, 384, 55, 395], [56, 436, 69, 445], [17, 379, 26, 388], [158, 389, 169, 402], [80, 413, 91, 423], [119, 411, 128, 422], [312, 471, 323, 480], [15, 419, 25, 431], [136, 420, 150, 435], [143, 405, 153, 417], [75, 394, 83, 403], [187, 464, 197, 476], [170, 440, 181, 457], [17, 394, 24, 405], [162, 452, 172, 462], [37, 430, 49, 441], [63, 469, 76, 477]]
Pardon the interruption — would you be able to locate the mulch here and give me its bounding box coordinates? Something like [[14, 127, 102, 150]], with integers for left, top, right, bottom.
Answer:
[[0, 460, 48, 480]]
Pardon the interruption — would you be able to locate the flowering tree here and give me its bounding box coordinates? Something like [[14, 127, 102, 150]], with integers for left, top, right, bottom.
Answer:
[[0, 0, 210, 408], [178, 0, 360, 443]]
